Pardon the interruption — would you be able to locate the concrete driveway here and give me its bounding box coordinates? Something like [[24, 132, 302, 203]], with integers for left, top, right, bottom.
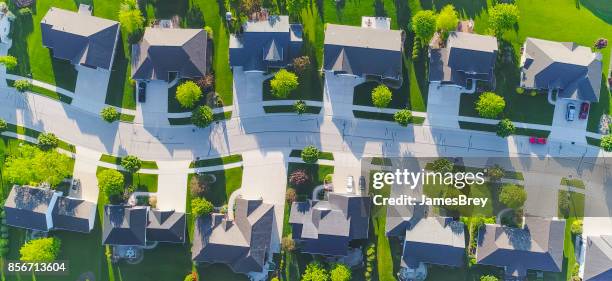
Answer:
[[71, 147, 102, 203], [72, 66, 111, 115], [322, 72, 364, 118], [232, 68, 267, 118], [425, 82, 465, 128], [549, 99, 588, 144], [135, 80, 169, 126]]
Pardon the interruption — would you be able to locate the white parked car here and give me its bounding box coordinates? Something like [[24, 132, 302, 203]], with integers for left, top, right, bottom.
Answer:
[[346, 176, 354, 193]]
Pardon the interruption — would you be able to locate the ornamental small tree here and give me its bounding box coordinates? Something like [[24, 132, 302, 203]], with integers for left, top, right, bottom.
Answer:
[[100, 107, 120, 123], [13, 79, 32, 92], [192, 105, 214, 128], [302, 261, 329, 281], [98, 169, 125, 202], [176, 81, 203, 108], [488, 3, 520, 36], [270, 69, 299, 98], [496, 118, 515, 138], [294, 100, 307, 115], [499, 184, 527, 209], [372, 84, 392, 108], [281, 236, 296, 252], [394, 109, 413, 126], [121, 155, 142, 174], [601, 135, 612, 152], [571, 219, 583, 235], [330, 263, 351, 281], [0, 55, 18, 69], [411, 10, 437, 45], [118, 0, 145, 36], [37, 133, 59, 151], [476, 92, 505, 118], [289, 169, 310, 187], [191, 198, 214, 217], [292, 56, 311, 74], [20, 237, 61, 262], [301, 145, 320, 164], [436, 5, 459, 38], [486, 165, 505, 182]]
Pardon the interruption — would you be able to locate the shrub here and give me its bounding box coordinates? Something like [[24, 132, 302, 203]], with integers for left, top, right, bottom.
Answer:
[[301, 145, 320, 164], [289, 169, 310, 186], [293, 56, 311, 74], [571, 219, 583, 235], [176, 81, 203, 108], [20, 237, 61, 262], [119, 0, 145, 36], [496, 118, 516, 138], [13, 79, 32, 92], [515, 87, 525, 94], [499, 184, 527, 209], [37, 133, 59, 151], [436, 5, 459, 38], [0, 119, 7, 131], [285, 188, 297, 203], [98, 169, 125, 202], [601, 135, 612, 152], [0, 55, 17, 69], [100, 107, 120, 123], [429, 158, 454, 174], [371, 84, 392, 108], [191, 198, 213, 217], [486, 165, 505, 182], [294, 100, 307, 115], [270, 69, 299, 98], [18, 7, 31, 16], [302, 262, 329, 281], [192, 106, 214, 128], [594, 38, 608, 49], [281, 236, 296, 252], [411, 10, 437, 46], [488, 3, 519, 36], [324, 174, 333, 184], [480, 275, 499, 281], [121, 155, 142, 174], [476, 92, 505, 118], [330, 264, 351, 281], [393, 109, 413, 126]]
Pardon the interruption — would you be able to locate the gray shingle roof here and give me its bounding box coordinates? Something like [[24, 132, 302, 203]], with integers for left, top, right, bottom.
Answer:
[[289, 192, 370, 256], [402, 217, 466, 268], [4, 185, 59, 231], [323, 24, 403, 81], [41, 6, 120, 70], [429, 32, 498, 87], [520, 37, 603, 102], [102, 205, 148, 246], [191, 198, 274, 274], [229, 16, 303, 71], [131, 27, 208, 81], [583, 235, 612, 281], [52, 196, 96, 233], [476, 217, 565, 278], [146, 210, 186, 243]]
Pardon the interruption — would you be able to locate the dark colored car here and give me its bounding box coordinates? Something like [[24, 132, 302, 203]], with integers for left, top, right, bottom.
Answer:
[[359, 176, 366, 193], [138, 82, 146, 103], [579, 102, 589, 119]]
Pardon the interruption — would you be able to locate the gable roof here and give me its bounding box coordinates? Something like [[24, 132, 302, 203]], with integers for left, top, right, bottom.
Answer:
[[229, 16, 303, 71], [4, 185, 59, 231], [102, 205, 148, 246], [323, 24, 403, 80], [192, 198, 274, 274], [583, 235, 612, 281], [476, 217, 565, 278], [289, 192, 370, 256], [146, 210, 186, 243], [41, 6, 120, 70], [429, 32, 498, 87], [521, 37, 602, 102], [131, 27, 208, 81], [52, 197, 96, 233], [402, 217, 466, 268]]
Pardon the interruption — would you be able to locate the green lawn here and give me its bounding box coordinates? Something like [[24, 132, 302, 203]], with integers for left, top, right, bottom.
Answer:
[[3, 123, 76, 153], [458, 121, 551, 138], [557, 190, 585, 281], [167, 111, 232, 126], [99, 154, 159, 169], [188, 167, 243, 207], [353, 111, 426, 124], [353, 81, 409, 109], [560, 178, 586, 189], [262, 70, 324, 101], [289, 150, 334, 161], [263, 105, 321, 114], [286, 163, 334, 199], [558, 190, 585, 218], [6, 80, 73, 104], [190, 154, 243, 168], [96, 167, 158, 193]]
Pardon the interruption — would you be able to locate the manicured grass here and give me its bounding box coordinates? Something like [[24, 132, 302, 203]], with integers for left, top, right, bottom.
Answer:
[[353, 110, 426, 125], [289, 150, 334, 161], [7, 80, 73, 103], [560, 178, 586, 189], [167, 79, 210, 113], [96, 166, 158, 192], [558, 190, 585, 218], [286, 163, 334, 199], [3, 123, 77, 153], [167, 111, 232, 126], [262, 71, 324, 101], [557, 189, 585, 281], [8, 0, 78, 91], [371, 157, 392, 166], [99, 154, 159, 169], [263, 105, 321, 114], [190, 154, 243, 168], [369, 180, 396, 281], [189, 167, 243, 207], [104, 36, 135, 109], [587, 136, 602, 147], [353, 81, 409, 109], [458, 121, 551, 138], [119, 113, 136, 123], [422, 180, 503, 217]]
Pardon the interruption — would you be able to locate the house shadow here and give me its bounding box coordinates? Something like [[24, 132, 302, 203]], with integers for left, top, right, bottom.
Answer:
[[419, 0, 488, 19]]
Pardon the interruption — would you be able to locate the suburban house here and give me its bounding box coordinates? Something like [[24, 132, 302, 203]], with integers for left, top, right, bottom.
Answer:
[[229, 15, 303, 72], [41, 4, 120, 71], [131, 27, 208, 82], [386, 204, 465, 280], [191, 198, 275, 275], [429, 31, 498, 89], [582, 235, 612, 281], [102, 205, 186, 246], [323, 18, 404, 87], [4, 185, 96, 233], [289, 192, 370, 256], [476, 217, 565, 279], [520, 38, 602, 103]]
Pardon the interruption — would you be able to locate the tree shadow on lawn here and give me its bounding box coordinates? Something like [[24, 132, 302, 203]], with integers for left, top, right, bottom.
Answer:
[[586, 76, 610, 133], [105, 33, 133, 108], [579, 0, 612, 24], [153, 0, 189, 19], [419, 0, 488, 18], [7, 13, 33, 79]]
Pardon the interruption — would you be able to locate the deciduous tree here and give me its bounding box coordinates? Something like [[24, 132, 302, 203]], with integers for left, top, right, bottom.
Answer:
[[98, 169, 125, 202], [601, 135, 612, 152], [20, 237, 61, 262], [394, 109, 413, 127], [118, 0, 144, 36], [4, 145, 72, 187], [191, 198, 214, 217], [301, 146, 320, 164], [436, 5, 459, 38], [496, 118, 515, 138], [330, 264, 351, 281], [302, 262, 329, 281], [411, 10, 437, 45], [121, 155, 142, 174], [270, 69, 299, 98], [100, 107, 120, 123], [371, 85, 392, 108], [176, 81, 203, 109], [0, 55, 17, 69], [192, 106, 214, 128], [488, 3, 519, 36], [37, 133, 59, 151], [499, 184, 526, 209], [476, 92, 505, 118]]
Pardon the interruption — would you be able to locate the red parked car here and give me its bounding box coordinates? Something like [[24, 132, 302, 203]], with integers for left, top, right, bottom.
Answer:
[[579, 102, 590, 119], [530, 137, 547, 144]]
